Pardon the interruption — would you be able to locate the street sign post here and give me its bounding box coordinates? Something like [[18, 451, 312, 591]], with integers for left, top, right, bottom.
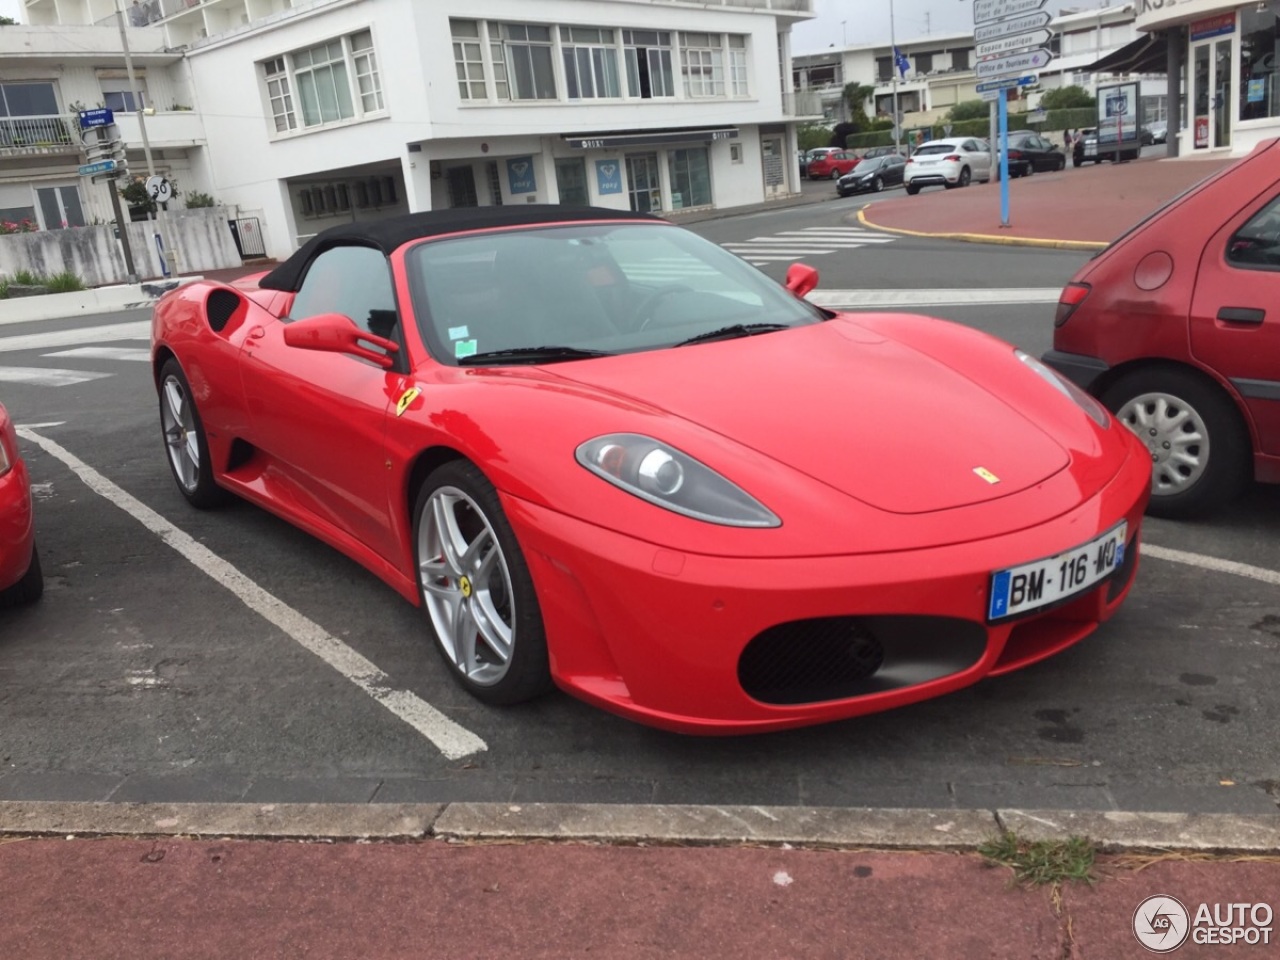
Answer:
[[976, 29, 1052, 60], [975, 48, 1053, 80], [78, 159, 117, 177], [78, 108, 115, 129], [973, 0, 1047, 27], [973, 10, 1051, 42], [975, 74, 1036, 93]]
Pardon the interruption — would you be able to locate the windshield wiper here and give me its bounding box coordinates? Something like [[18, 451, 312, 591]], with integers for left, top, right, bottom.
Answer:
[[458, 345, 613, 366], [676, 324, 791, 347]]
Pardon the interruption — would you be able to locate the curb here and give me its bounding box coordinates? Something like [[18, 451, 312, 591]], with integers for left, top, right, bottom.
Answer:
[[856, 206, 1109, 251], [2, 801, 1277, 852], [0, 277, 201, 327]]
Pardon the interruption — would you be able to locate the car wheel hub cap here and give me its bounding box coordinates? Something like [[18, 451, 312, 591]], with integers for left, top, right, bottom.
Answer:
[[418, 486, 515, 686], [1117, 392, 1210, 494], [161, 375, 200, 493]]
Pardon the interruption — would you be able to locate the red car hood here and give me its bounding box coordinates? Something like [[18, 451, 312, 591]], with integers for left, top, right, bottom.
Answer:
[[550, 320, 1069, 514]]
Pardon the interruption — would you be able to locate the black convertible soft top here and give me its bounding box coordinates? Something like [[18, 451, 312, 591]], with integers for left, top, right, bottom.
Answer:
[[259, 204, 664, 291]]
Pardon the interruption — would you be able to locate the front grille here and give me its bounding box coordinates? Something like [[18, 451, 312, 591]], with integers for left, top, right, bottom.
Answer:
[[738, 615, 986, 706], [206, 289, 242, 333]]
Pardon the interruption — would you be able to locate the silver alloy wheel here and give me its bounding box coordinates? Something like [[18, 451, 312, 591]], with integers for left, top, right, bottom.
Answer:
[[1116, 391, 1211, 495], [161, 373, 200, 494], [417, 485, 515, 686]]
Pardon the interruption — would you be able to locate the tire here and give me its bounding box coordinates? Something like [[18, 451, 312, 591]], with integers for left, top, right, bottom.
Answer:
[[158, 358, 227, 509], [412, 460, 552, 705], [905, 183, 920, 195], [1024, 162, 1033, 177], [871, 176, 883, 193], [958, 166, 971, 187], [1072, 157, 1082, 168], [1101, 368, 1251, 519], [1056, 156, 1066, 171], [0, 544, 42, 607], [830, 169, 841, 180]]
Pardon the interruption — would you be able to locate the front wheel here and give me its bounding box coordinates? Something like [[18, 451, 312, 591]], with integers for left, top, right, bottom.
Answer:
[[0, 545, 42, 607], [905, 183, 920, 195], [413, 460, 552, 705], [1101, 368, 1251, 518], [1056, 156, 1066, 171], [158, 358, 226, 509], [871, 176, 883, 193]]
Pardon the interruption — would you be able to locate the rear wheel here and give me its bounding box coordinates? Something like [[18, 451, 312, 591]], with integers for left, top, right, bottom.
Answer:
[[158, 358, 226, 509], [0, 545, 42, 607], [1101, 368, 1251, 518], [829, 169, 841, 180], [958, 166, 971, 187], [905, 183, 920, 195], [413, 460, 552, 705], [1056, 156, 1066, 171]]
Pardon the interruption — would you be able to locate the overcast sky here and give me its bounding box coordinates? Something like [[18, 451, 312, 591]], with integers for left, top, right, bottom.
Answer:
[[791, 0, 1092, 54], [1, 0, 22, 22]]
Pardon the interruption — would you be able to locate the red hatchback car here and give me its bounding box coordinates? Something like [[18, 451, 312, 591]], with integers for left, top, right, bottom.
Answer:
[[807, 150, 860, 180], [0, 401, 42, 606], [1045, 138, 1280, 518]]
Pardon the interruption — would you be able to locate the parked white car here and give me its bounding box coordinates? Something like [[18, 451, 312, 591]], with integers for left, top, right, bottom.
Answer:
[[903, 138, 993, 194]]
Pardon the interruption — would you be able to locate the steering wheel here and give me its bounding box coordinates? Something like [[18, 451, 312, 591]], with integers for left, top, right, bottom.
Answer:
[[630, 284, 693, 331]]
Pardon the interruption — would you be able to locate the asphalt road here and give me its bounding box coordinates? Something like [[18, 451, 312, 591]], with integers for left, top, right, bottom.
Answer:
[[2, 210, 1278, 815]]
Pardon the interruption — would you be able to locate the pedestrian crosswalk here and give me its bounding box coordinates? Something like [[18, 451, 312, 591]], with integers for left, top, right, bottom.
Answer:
[[720, 226, 896, 266], [0, 320, 150, 388]]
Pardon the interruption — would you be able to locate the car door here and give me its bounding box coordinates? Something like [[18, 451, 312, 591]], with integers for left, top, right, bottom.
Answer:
[[238, 244, 403, 559], [964, 139, 991, 178], [884, 155, 905, 185], [1189, 187, 1280, 456]]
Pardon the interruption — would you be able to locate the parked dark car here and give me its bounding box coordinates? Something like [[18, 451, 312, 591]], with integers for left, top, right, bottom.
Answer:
[[837, 153, 906, 195], [1073, 127, 1140, 166], [996, 131, 1067, 178], [861, 146, 898, 161]]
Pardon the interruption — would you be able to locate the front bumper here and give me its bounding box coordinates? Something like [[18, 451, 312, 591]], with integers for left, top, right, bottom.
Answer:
[[505, 448, 1150, 734], [1041, 349, 1110, 392]]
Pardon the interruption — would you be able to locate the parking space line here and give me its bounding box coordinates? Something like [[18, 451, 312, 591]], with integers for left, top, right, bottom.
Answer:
[[1144, 543, 1280, 588], [16, 427, 488, 761]]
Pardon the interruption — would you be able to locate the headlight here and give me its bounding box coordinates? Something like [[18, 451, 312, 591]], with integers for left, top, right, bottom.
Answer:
[[576, 433, 780, 527], [1015, 349, 1110, 428]]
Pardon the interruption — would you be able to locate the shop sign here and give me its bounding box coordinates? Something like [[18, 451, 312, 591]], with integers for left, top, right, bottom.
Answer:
[[595, 160, 622, 195], [1190, 13, 1235, 41], [1195, 115, 1209, 147]]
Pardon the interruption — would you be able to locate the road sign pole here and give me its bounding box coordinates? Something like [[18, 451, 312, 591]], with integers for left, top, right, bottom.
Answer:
[[998, 93, 1010, 228], [94, 126, 138, 283]]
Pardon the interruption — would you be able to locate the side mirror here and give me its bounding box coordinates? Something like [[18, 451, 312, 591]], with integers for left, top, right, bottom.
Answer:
[[784, 263, 819, 299], [283, 312, 398, 369]]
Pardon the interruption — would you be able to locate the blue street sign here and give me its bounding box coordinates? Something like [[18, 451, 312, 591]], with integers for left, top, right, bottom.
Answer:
[[78, 159, 117, 176], [975, 74, 1036, 93], [78, 108, 115, 129]]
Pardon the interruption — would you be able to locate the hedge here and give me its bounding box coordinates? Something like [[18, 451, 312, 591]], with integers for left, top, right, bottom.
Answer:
[[843, 106, 1099, 150]]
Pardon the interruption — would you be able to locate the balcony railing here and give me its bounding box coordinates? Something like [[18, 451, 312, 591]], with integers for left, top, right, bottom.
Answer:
[[0, 115, 76, 151], [653, 0, 813, 10], [781, 89, 824, 117]]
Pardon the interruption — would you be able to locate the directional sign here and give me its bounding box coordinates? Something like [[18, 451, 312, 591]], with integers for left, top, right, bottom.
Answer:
[[975, 74, 1037, 93], [974, 10, 1052, 42], [977, 29, 1052, 60], [78, 108, 115, 130], [973, 0, 1047, 27], [975, 47, 1053, 80], [78, 159, 117, 176]]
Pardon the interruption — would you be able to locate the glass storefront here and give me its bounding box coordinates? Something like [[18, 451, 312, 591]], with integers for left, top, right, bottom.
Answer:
[[1240, 1, 1280, 123], [667, 147, 711, 209]]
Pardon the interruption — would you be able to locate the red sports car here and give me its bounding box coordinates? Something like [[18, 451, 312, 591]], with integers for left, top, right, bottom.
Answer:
[[152, 205, 1150, 733], [1044, 138, 1280, 518], [0, 401, 42, 607]]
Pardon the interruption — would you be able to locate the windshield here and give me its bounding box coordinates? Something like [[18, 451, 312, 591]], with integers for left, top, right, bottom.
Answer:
[[858, 157, 887, 172], [913, 143, 958, 156], [407, 222, 824, 366]]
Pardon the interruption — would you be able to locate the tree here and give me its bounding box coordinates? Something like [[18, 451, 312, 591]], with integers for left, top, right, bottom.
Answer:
[[797, 123, 833, 152], [1040, 85, 1096, 110], [0, 16, 17, 24], [948, 99, 990, 122], [841, 82, 875, 130]]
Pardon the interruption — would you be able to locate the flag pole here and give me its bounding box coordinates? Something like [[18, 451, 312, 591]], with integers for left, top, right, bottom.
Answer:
[[889, 0, 901, 155]]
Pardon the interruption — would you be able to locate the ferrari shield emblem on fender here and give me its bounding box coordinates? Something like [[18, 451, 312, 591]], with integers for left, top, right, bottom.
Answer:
[[973, 467, 1000, 484], [395, 387, 422, 417]]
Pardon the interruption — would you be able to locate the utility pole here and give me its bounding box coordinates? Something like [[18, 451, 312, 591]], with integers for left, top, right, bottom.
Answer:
[[114, 0, 179, 278], [889, 0, 901, 156]]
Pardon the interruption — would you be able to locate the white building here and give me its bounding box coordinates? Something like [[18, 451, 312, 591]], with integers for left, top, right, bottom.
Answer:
[[18, 0, 818, 260]]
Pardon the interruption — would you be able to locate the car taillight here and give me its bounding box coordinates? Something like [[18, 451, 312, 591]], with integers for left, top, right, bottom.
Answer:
[[905, 158, 914, 164], [944, 154, 961, 161], [1055, 282, 1091, 328], [1008, 150, 1022, 159]]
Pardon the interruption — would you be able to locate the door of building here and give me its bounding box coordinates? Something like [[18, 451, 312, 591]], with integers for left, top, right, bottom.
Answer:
[[761, 137, 785, 198], [625, 153, 661, 213], [447, 166, 478, 207], [555, 158, 589, 206], [1191, 36, 1234, 150]]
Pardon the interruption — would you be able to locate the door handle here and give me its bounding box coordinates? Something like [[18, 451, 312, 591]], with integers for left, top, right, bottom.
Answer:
[[1217, 307, 1265, 325], [248, 325, 266, 339]]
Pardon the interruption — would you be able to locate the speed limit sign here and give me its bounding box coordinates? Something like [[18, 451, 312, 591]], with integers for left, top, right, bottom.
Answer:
[[145, 175, 173, 204]]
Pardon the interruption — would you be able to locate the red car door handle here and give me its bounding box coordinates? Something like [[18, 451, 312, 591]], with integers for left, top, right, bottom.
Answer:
[[248, 326, 266, 339], [1217, 307, 1265, 325]]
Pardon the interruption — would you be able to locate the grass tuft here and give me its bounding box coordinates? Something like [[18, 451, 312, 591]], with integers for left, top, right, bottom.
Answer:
[[978, 831, 1097, 887], [43, 271, 86, 293]]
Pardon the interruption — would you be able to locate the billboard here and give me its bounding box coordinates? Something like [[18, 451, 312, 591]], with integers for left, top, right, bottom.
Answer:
[[1096, 81, 1142, 147]]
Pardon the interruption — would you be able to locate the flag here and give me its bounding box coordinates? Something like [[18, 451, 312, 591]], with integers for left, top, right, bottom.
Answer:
[[893, 47, 910, 78]]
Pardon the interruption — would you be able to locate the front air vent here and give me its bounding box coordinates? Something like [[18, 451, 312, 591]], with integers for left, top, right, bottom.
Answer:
[[206, 288, 242, 332]]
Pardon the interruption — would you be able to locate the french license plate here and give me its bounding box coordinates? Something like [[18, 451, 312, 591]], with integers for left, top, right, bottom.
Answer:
[[988, 522, 1127, 621]]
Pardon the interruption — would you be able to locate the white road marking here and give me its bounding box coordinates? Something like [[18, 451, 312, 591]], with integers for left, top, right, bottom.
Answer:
[[1143, 543, 1280, 588], [737, 255, 807, 262], [18, 421, 66, 429], [16, 427, 488, 761], [807, 288, 1062, 308], [0, 320, 150, 354], [0, 366, 112, 387], [45, 347, 151, 362]]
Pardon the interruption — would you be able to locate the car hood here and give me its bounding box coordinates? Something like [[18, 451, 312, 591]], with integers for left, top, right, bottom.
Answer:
[[550, 319, 1070, 515]]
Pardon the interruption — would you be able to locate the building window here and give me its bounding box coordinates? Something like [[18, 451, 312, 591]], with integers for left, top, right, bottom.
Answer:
[[36, 185, 86, 230], [875, 56, 892, 82], [950, 48, 970, 71], [294, 39, 354, 125], [264, 57, 296, 132], [915, 52, 933, 74], [667, 147, 711, 209], [0, 82, 58, 117], [499, 23, 556, 100], [730, 142, 743, 163], [1241, 3, 1280, 123], [729, 35, 748, 96], [451, 19, 487, 101], [561, 26, 621, 99], [351, 31, 384, 113], [624, 30, 675, 99], [486, 161, 504, 205], [680, 32, 724, 98], [99, 75, 147, 113]]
